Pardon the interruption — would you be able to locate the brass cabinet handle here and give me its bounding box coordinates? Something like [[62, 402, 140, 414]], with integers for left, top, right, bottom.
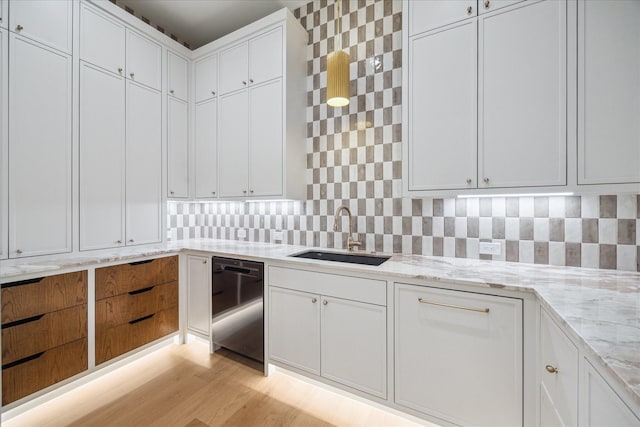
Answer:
[[418, 297, 490, 313], [545, 365, 559, 374], [311, 298, 317, 303], [466, 5, 473, 14], [242, 81, 247, 85], [323, 300, 328, 306], [16, 24, 23, 31], [249, 79, 254, 84], [484, 0, 491, 9]]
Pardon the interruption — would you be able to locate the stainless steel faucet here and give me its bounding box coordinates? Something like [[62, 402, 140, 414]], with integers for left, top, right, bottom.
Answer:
[[333, 206, 361, 251]]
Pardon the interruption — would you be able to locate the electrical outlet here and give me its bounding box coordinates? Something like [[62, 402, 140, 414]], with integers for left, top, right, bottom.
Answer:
[[273, 230, 284, 243], [237, 229, 247, 239], [479, 242, 501, 256]]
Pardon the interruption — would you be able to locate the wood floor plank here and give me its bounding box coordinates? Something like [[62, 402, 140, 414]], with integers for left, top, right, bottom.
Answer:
[[4, 342, 428, 427]]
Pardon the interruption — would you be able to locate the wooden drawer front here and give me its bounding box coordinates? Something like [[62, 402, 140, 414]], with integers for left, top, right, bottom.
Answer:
[[95, 307, 178, 365], [1, 271, 88, 324], [2, 338, 88, 405], [95, 256, 178, 299], [2, 305, 87, 366], [96, 282, 178, 329]]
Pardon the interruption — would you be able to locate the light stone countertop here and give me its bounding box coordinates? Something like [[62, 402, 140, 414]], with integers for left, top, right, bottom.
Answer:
[[1, 238, 639, 410]]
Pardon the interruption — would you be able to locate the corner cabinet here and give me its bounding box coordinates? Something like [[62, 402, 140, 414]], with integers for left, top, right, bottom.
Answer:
[[394, 282, 523, 426], [0, 28, 7, 260]]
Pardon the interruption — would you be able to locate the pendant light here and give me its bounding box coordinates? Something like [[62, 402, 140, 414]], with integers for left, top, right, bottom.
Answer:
[[327, 1, 350, 107]]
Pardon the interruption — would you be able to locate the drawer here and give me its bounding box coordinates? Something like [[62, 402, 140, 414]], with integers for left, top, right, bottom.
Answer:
[[268, 266, 386, 306], [1, 271, 88, 324], [95, 307, 178, 365], [2, 338, 88, 405], [96, 281, 178, 328], [95, 256, 178, 299], [2, 305, 87, 365]]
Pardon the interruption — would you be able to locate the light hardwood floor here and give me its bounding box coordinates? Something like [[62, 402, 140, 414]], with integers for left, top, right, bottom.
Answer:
[[4, 342, 429, 427]]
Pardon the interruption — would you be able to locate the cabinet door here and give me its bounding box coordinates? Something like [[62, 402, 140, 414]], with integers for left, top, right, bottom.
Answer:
[[395, 283, 522, 427], [0, 29, 6, 260], [218, 91, 249, 197], [478, 0, 525, 15], [219, 42, 248, 95], [187, 255, 211, 337], [540, 308, 579, 427], [578, 1, 640, 184], [167, 97, 188, 198], [80, 3, 125, 77], [479, 0, 567, 188], [9, 0, 72, 53], [582, 359, 640, 427], [167, 51, 188, 101], [125, 81, 162, 245], [195, 54, 218, 103], [321, 297, 386, 398], [9, 35, 71, 258], [0, 0, 6, 30], [268, 287, 320, 375], [126, 29, 162, 91], [248, 28, 282, 86], [79, 62, 126, 251], [408, 0, 476, 36], [249, 80, 283, 197], [194, 99, 218, 199], [408, 21, 477, 191]]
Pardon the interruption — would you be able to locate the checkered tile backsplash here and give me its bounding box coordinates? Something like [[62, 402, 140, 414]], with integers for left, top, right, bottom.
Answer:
[[167, 0, 639, 272]]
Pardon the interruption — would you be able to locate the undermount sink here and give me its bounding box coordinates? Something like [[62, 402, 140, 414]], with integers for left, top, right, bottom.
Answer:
[[290, 250, 390, 266]]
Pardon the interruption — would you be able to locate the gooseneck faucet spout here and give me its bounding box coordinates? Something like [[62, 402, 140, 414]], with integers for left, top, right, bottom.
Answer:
[[333, 206, 361, 251]]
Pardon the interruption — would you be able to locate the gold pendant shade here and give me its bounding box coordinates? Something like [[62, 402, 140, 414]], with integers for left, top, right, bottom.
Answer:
[[327, 50, 350, 107]]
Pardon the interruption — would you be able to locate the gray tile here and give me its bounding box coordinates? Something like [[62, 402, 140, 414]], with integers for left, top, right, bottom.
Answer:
[[599, 244, 617, 270], [412, 236, 422, 255], [534, 197, 549, 217], [582, 219, 599, 243], [565, 243, 581, 267], [479, 198, 492, 217], [433, 199, 444, 216], [506, 240, 519, 262], [492, 217, 505, 239], [599, 195, 617, 218], [467, 217, 479, 238], [506, 198, 519, 217], [402, 217, 412, 235], [617, 219, 636, 245], [549, 218, 565, 242], [520, 218, 534, 240], [422, 217, 433, 236], [433, 237, 443, 256], [534, 242, 549, 264], [444, 217, 455, 237], [455, 238, 466, 258], [412, 199, 422, 216]]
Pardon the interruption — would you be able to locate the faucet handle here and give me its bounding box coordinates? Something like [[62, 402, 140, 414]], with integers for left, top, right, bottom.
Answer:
[[348, 238, 362, 251]]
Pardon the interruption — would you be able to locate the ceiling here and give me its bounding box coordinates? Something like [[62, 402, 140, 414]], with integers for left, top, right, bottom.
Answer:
[[118, 0, 310, 49]]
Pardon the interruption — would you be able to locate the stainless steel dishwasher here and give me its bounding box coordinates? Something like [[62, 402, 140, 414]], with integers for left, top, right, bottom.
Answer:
[[211, 257, 264, 365]]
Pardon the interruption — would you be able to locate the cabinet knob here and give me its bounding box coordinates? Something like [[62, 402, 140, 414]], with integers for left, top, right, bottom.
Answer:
[[483, 177, 490, 183], [466, 178, 472, 184], [16, 249, 23, 254], [311, 298, 317, 303], [323, 300, 328, 306], [243, 190, 247, 194], [15, 24, 23, 31], [242, 81, 247, 85], [250, 190, 254, 194], [249, 79, 254, 84], [128, 239, 134, 243], [170, 89, 174, 94], [466, 5, 473, 14], [212, 191, 216, 195], [130, 73, 135, 79], [484, 0, 490, 8], [170, 190, 175, 195], [211, 90, 216, 95], [202, 260, 207, 265], [118, 67, 123, 74], [117, 240, 122, 244], [545, 365, 558, 374]]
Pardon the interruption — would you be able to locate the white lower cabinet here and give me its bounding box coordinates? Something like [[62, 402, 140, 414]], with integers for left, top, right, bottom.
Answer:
[[268, 267, 387, 398], [395, 282, 523, 426], [539, 308, 578, 427], [187, 255, 212, 338]]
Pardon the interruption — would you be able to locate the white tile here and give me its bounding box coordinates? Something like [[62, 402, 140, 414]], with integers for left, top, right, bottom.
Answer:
[[432, 217, 444, 237], [534, 218, 549, 241], [519, 241, 535, 264], [412, 217, 422, 235], [519, 197, 534, 217], [466, 238, 479, 259], [375, 216, 384, 234], [638, 220, 640, 245], [581, 195, 600, 218], [402, 235, 412, 254], [443, 237, 455, 257], [444, 198, 455, 217], [598, 218, 618, 245], [549, 242, 565, 266], [393, 216, 402, 234], [467, 198, 479, 217], [383, 234, 393, 253], [549, 197, 565, 218], [505, 218, 520, 240], [479, 217, 493, 239], [455, 217, 467, 238], [402, 198, 413, 216], [422, 236, 433, 256], [581, 243, 600, 268], [491, 197, 506, 217], [617, 245, 637, 271], [492, 240, 506, 261], [423, 198, 433, 216], [617, 194, 637, 219]]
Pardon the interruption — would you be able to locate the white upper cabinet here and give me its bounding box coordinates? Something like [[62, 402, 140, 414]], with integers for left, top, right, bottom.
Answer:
[[408, 20, 477, 191], [219, 42, 248, 95], [125, 80, 162, 246], [167, 51, 188, 101], [167, 97, 189, 198], [479, 0, 566, 188], [408, 0, 476, 36], [194, 98, 218, 199], [0, 0, 6, 29], [249, 79, 283, 197], [126, 29, 161, 91], [0, 29, 6, 260], [578, 0, 640, 185], [218, 90, 249, 197], [9, 34, 71, 258], [79, 62, 126, 251], [80, 3, 126, 77], [248, 27, 283, 86], [194, 53, 218, 103], [478, 0, 524, 15], [9, 0, 72, 54]]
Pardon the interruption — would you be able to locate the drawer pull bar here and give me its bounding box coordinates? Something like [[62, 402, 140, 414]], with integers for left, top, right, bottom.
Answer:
[[128, 314, 155, 325], [128, 259, 154, 266], [2, 351, 45, 370], [417, 298, 490, 314], [128, 286, 154, 295], [1, 277, 43, 289], [2, 313, 45, 329]]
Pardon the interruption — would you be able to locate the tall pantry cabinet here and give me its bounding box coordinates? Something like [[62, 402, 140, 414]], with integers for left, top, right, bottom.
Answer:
[[0, 27, 7, 260]]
